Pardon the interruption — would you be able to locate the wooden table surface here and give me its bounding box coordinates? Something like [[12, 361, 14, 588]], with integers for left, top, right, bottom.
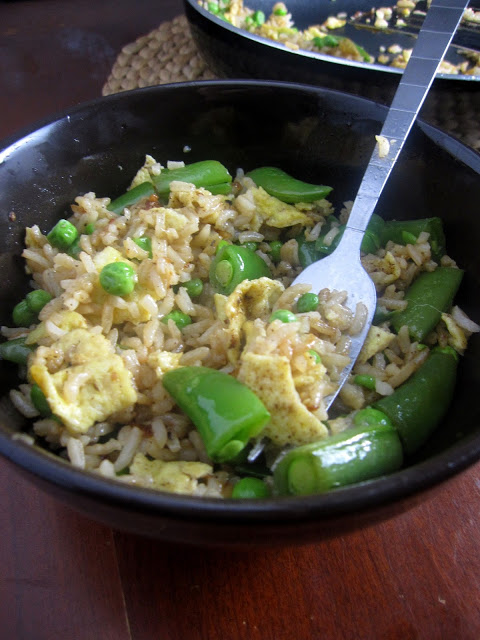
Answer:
[[1, 2, 480, 638]]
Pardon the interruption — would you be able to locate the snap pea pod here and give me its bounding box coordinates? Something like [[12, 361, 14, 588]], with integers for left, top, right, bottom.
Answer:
[[0, 337, 34, 365], [152, 160, 232, 196], [107, 181, 155, 215], [209, 244, 270, 295], [381, 217, 445, 261], [374, 346, 458, 455], [162, 366, 270, 463], [246, 167, 332, 204], [390, 267, 464, 341], [273, 408, 403, 496]]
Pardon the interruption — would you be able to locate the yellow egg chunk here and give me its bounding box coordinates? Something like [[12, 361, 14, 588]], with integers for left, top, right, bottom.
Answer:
[[357, 325, 395, 364], [130, 453, 213, 494], [249, 186, 314, 230], [29, 328, 137, 434], [223, 277, 284, 363], [237, 352, 328, 446]]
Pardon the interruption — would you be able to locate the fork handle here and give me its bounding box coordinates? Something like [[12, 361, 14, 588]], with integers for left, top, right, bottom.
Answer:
[[344, 0, 469, 247]]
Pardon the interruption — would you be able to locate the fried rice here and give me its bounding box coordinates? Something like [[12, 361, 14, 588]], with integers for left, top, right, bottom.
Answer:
[[4, 156, 478, 497]]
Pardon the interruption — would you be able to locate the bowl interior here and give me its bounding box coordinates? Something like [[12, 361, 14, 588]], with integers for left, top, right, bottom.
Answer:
[[0, 81, 479, 526]]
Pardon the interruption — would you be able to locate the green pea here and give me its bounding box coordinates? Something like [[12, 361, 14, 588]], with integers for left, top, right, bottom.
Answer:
[[47, 219, 79, 251], [183, 278, 204, 298], [252, 10, 265, 25], [161, 310, 192, 330], [25, 289, 52, 313], [354, 374, 376, 390], [84, 223, 95, 235], [12, 300, 37, 327], [133, 236, 153, 258], [269, 309, 297, 324], [268, 240, 283, 263], [99, 262, 136, 296], [231, 477, 271, 499], [242, 242, 258, 252], [307, 349, 322, 365], [296, 292, 319, 313], [30, 384, 52, 417], [245, 15, 255, 27], [273, 6, 288, 16]]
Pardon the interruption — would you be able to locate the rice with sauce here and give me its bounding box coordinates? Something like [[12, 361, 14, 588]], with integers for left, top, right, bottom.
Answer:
[[4, 156, 478, 497]]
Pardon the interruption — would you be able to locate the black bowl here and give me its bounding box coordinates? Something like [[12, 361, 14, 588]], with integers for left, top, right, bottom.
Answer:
[[184, 0, 480, 108], [0, 81, 479, 547]]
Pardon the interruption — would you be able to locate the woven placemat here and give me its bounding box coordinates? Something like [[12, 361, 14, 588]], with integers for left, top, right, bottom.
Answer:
[[103, 14, 480, 151]]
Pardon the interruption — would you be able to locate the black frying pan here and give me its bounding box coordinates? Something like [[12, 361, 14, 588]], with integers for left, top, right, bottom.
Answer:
[[184, 0, 480, 106]]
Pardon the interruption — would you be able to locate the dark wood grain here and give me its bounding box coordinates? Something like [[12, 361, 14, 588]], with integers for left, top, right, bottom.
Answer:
[[1, 1, 480, 638]]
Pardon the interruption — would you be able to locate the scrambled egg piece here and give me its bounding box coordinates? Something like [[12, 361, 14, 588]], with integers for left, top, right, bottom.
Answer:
[[219, 277, 284, 364], [129, 154, 160, 189], [237, 352, 328, 446], [357, 325, 395, 364], [247, 187, 314, 231], [130, 453, 213, 495], [148, 351, 182, 378], [29, 328, 137, 434]]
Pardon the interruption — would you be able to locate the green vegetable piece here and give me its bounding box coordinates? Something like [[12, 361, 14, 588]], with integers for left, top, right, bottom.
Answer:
[[269, 309, 297, 323], [209, 244, 270, 295], [152, 161, 232, 196], [354, 374, 376, 390], [314, 35, 340, 48], [273, 416, 403, 495], [216, 239, 230, 254], [162, 366, 271, 463], [273, 6, 288, 15], [268, 240, 283, 263], [315, 218, 345, 255], [401, 231, 418, 245], [373, 305, 392, 325], [296, 236, 322, 268], [183, 278, 203, 298], [296, 292, 319, 313], [307, 349, 322, 364], [207, 1, 219, 12], [47, 219, 79, 251], [374, 347, 458, 455], [30, 383, 52, 417], [252, 10, 265, 25], [361, 229, 381, 254], [390, 267, 464, 342], [12, 300, 37, 327], [25, 289, 52, 313], [0, 337, 34, 365], [355, 43, 371, 62], [242, 242, 258, 252], [99, 262, 136, 296], [161, 310, 192, 330], [380, 218, 445, 261], [66, 236, 82, 258], [206, 182, 232, 195], [107, 181, 155, 215], [232, 477, 271, 499], [84, 223, 95, 235], [246, 167, 332, 204], [133, 236, 153, 258]]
